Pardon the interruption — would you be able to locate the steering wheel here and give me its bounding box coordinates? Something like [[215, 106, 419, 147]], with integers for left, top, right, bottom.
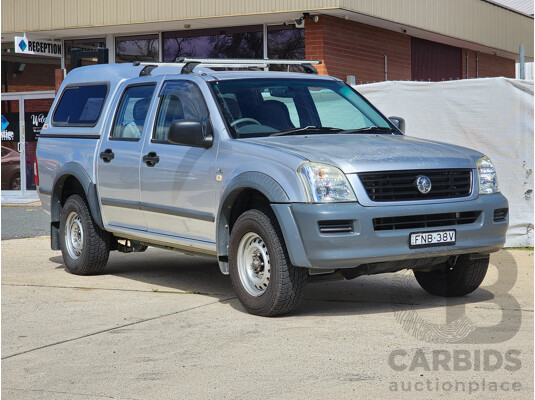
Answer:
[[230, 118, 261, 128]]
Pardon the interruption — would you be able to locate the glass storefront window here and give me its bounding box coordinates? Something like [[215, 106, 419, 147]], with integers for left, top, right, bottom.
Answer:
[[1, 100, 21, 190], [64, 38, 106, 71], [115, 35, 159, 63], [24, 98, 54, 190], [163, 26, 263, 62], [267, 25, 305, 60]]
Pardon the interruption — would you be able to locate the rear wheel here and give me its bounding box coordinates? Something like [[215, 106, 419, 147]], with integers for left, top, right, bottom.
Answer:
[[59, 194, 111, 275], [229, 208, 307, 316], [413, 255, 489, 297]]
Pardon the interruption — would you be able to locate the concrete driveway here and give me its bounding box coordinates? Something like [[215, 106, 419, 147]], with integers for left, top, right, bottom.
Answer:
[[2, 237, 533, 399]]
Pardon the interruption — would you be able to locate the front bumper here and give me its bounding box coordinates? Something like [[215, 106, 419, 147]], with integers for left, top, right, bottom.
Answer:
[[271, 193, 508, 269]]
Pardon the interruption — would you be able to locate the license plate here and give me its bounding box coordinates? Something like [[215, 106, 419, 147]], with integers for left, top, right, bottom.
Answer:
[[409, 230, 456, 248]]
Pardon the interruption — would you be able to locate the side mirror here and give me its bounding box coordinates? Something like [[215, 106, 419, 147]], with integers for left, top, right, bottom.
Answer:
[[168, 119, 213, 148], [388, 116, 405, 133]]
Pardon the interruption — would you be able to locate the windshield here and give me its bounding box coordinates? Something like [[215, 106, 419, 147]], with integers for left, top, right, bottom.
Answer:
[[209, 78, 394, 138]]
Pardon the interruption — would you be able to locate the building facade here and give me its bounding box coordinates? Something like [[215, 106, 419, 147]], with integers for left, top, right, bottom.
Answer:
[[1, 0, 533, 197]]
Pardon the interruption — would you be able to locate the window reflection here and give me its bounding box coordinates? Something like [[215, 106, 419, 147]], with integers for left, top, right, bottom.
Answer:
[[115, 35, 159, 63], [163, 26, 263, 62], [267, 25, 305, 60]]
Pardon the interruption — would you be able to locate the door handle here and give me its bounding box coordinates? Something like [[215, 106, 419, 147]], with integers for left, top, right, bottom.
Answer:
[[99, 148, 114, 163], [143, 152, 159, 167]]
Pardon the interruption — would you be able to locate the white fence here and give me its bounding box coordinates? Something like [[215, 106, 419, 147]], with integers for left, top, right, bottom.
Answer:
[[355, 78, 534, 247]]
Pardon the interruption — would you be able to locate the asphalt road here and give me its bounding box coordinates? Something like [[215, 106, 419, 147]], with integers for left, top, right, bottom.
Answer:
[[1, 205, 49, 240]]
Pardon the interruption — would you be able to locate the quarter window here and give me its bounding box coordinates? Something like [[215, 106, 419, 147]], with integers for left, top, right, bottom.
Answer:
[[111, 85, 155, 140], [53, 85, 108, 126]]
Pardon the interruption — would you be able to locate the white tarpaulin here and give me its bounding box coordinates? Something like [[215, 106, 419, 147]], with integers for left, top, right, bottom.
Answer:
[[355, 78, 534, 247]]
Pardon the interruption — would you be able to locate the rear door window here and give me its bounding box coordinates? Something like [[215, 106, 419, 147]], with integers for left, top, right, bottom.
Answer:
[[53, 85, 108, 126], [110, 85, 155, 140]]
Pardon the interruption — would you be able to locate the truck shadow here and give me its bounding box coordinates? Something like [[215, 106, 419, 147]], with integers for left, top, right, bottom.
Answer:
[[50, 247, 498, 318]]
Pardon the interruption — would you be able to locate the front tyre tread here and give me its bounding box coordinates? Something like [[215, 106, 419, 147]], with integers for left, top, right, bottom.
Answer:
[[229, 208, 307, 317]]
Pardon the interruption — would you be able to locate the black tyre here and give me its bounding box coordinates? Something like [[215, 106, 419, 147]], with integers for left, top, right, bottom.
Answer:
[[413, 255, 489, 297], [59, 194, 111, 275], [229, 208, 308, 316]]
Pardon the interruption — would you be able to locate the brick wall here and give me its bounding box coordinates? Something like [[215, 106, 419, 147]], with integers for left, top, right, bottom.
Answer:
[[2, 61, 57, 92], [305, 15, 411, 83], [461, 49, 516, 79], [306, 14, 516, 82]]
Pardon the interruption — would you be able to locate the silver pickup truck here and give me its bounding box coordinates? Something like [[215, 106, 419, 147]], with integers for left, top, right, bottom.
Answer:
[[36, 59, 508, 316]]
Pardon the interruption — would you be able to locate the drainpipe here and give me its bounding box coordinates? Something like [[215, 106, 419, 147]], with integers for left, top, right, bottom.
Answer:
[[465, 50, 469, 78], [519, 45, 525, 79], [384, 53, 388, 81], [476, 52, 480, 78]]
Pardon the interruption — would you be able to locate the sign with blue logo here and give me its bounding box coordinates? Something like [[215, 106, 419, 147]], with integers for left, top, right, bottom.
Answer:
[[1, 115, 9, 132], [18, 39, 27, 52], [1, 113, 19, 142], [15, 36, 61, 58]]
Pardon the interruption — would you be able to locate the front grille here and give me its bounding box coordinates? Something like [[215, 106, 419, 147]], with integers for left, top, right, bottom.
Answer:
[[359, 169, 472, 202], [373, 211, 481, 231], [493, 208, 508, 222], [318, 220, 353, 234]]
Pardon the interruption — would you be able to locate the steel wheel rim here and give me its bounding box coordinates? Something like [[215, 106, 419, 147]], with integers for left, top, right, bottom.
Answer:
[[65, 211, 84, 259], [237, 232, 271, 297]]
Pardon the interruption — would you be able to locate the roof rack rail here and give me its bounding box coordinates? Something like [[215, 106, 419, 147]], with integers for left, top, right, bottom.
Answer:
[[132, 59, 322, 76]]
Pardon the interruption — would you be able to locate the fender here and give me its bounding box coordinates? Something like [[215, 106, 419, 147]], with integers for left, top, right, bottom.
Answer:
[[51, 162, 104, 229], [216, 172, 310, 274]]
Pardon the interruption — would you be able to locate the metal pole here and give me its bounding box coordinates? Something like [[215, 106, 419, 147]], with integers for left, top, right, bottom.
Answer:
[[106, 34, 114, 64], [519, 44, 525, 79], [263, 24, 268, 71], [158, 32, 163, 62], [476, 52, 480, 78]]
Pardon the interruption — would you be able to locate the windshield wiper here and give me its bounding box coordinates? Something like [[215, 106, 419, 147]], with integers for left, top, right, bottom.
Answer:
[[272, 126, 343, 137], [340, 126, 395, 134]]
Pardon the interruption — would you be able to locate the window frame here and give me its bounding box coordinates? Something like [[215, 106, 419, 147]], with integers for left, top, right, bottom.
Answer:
[[151, 79, 211, 145], [51, 82, 110, 128], [109, 83, 157, 142]]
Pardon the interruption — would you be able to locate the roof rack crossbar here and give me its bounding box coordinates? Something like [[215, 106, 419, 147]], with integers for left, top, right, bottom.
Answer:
[[176, 58, 321, 66], [133, 59, 322, 75]]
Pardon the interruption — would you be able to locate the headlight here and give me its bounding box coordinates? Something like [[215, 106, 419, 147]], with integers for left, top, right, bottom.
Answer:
[[298, 162, 357, 203], [477, 156, 500, 194]]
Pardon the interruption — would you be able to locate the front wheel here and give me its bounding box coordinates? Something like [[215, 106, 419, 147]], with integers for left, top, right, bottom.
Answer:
[[229, 208, 307, 316], [59, 194, 111, 275], [413, 255, 489, 297]]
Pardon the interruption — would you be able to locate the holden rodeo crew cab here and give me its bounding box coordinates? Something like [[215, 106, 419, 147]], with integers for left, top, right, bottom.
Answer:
[[36, 58, 509, 316]]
